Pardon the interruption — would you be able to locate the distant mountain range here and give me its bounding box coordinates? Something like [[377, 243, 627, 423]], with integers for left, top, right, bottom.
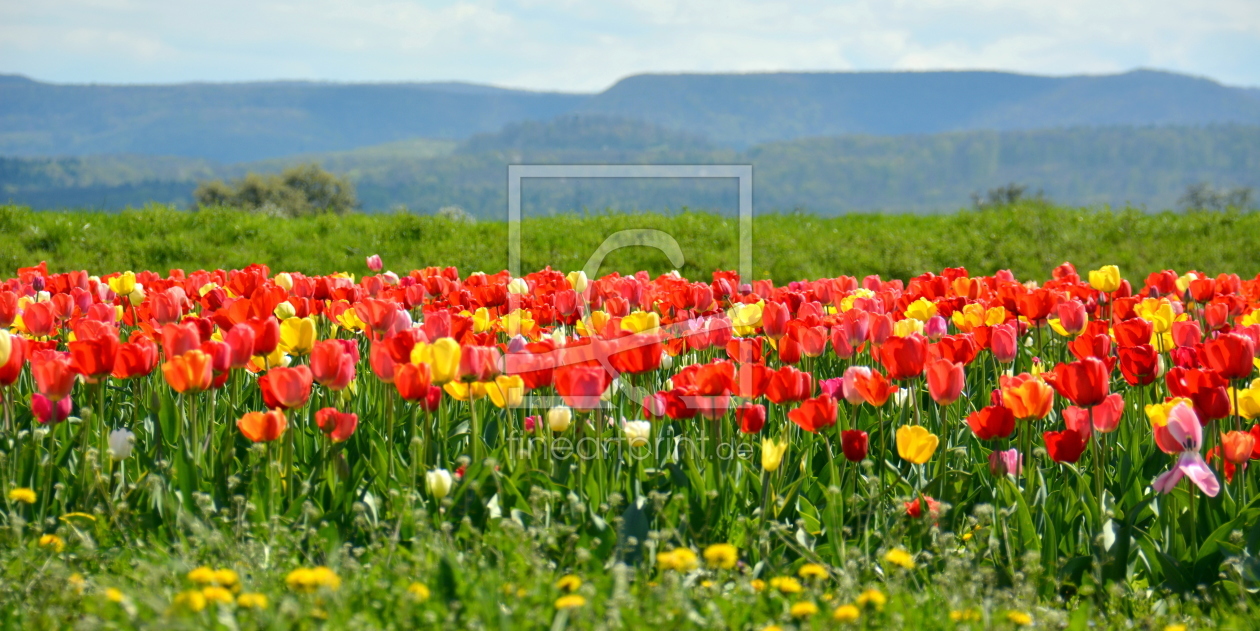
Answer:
[[4, 69, 1260, 161], [5, 118, 1258, 215]]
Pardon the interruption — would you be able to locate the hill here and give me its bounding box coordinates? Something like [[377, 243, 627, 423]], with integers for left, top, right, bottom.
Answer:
[[4, 69, 1260, 161], [579, 69, 1260, 147], [0, 75, 586, 162]]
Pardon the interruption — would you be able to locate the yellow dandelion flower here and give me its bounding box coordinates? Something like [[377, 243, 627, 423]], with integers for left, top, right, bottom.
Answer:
[[172, 589, 207, 613], [555, 575, 582, 592], [555, 594, 586, 609], [797, 563, 829, 580], [408, 582, 431, 601], [1163, 626, 1187, 631], [69, 574, 86, 593], [703, 543, 739, 570], [187, 566, 216, 584], [769, 576, 803, 594], [656, 548, 699, 572], [213, 569, 240, 589], [104, 588, 125, 603], [201, 586, 234, 604], [883, 548, 915, 569], [761, 626, 783, 631], [38, 534, 64, 553], [1007, 611, 1032, 626], [950, 609, 982, 622], [237, 592, 269, 609], [8, 488, 36, 504], [286, 566, 341, 593], [856, 588, 887, 610], [750, 579, 766, 592], [790, 601, 819, 618], [833, 604, 861, 622]]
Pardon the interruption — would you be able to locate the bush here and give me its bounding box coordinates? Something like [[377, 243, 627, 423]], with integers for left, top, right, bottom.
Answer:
[[193, 163, 356, 217]]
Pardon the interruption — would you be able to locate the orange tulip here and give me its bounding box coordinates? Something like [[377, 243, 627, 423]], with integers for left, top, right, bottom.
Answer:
[[999, 373, 1054, 419], [162, 349, 214, 393], [237, 410, 287, 442], [259, 365, 313, 410], [1221, 430, 1256, 465]]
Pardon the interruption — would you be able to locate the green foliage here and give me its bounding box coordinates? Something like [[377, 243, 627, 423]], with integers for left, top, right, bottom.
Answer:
[[193, 164, 357, 217], [2, 203, 1260, 282]]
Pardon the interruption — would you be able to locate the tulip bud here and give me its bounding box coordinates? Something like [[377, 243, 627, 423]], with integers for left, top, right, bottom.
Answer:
[[273, 273, 294, 291], [548, 405, 572, 432], [273, 301, 297, 320], [761, 438, 787, 472], [108, 428, 135, 460], [507, 278, 530, 295], [624, 420, 651, 448], [426, 469, 453, 500], [660, 351, 673, 371], [566, 270, 589, 292], [924, 315, 948, 339], [366, 254, 383, 272]]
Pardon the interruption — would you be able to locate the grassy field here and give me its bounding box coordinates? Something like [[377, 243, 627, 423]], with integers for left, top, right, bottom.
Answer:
[[2, 202, 1260, 281]]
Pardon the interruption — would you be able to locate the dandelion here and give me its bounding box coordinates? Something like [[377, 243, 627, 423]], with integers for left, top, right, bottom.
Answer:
[[104, 588, 125, 603], [797, 563, 828, 580], [833, 604, 861, 622], [555, 575, 582, 592], [950, 609, 982, 622], [856, 588, 887, 610], [38, 534, 64, 553], [8, 488, 36, 504], [656, 548, 699, 572], [188, 566, 216, 584], [769, 576, 803, 594], [213, 569, 240, 590], [286, 566, 341, 593], [408, 582, 431, 601], [884, 548, 915, 569], [202, 586, 234, 604], [750, 579, 766, 592], [703, 544, 738, 570], [1006, 611, 1033, 626], [172, 589, 207, 613], [555, 594, 586, 609], [790, 601, 819, 618], [237, 593, 269, 609]]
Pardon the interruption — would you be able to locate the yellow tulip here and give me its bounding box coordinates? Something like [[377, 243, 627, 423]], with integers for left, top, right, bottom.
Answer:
[[1088, 265, 1121, 292], [1135, 298, 1180, 334], [472, 307, 494, 333], [335, 307, 366, 332], [107, 271, 136, 296], [1175, 272, 1199, 295], [566, 270, 589, 292], [279, 316, 317, 356], [1230, 380, 1260, 420], [903, 297, 937, 322], [761, 438, 788, 472], [443, 380, 487, 401], [892, 317, 923, 338], [575, 310, 611, 337], [951, 304, 985, 332], [728, 302, 764, 337], [500, 310, 536, 338], [273, 301, 297, 320], [0, 330, 10, 366], [620, 310, 661, 334], [273, 272, 294, 291], [1145, 397, 1193, 427], [427, 338, 461, 384], [487, 375, 525, 409], [896, 425, 939, 464]]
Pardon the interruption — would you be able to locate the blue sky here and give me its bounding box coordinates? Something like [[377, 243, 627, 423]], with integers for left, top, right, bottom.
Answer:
[[2, 0, 1257, 91]]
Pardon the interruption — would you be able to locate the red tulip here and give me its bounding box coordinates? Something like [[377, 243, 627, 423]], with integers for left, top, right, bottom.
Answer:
[[1171, 321, 1202, 348], [853, 370, 899, 407], [1201, 333, 1255, 380], [354, 298, 399, 336], [247, 317, 280, 356], [1068, 333, 1112, 362], [310, 339, 357, 390], [1044, 429, 1088, 463], [32, 352, 77, 401], [161, 321, 202, 358], [1044, 357, 1110, 407], [237, 410, 287, 442], [761, 300, 790, 340], [765, 365, 812, 404], [31, 393, 72, 424], [1113, 318, 1152, 348], [880, 334, 928, 380], [925, 358, 965, 405], [841, 429, 869, 462], [776, 333, 802, 364], [458, 344, 501, 382], [0, 335, 26, 387], [991, 323, 1018, 363], [259, 365, 313, 410], [1220, 430, 1255, 465], [69, 330, 119, 381], [1014, 288, 1055, 323], [315, 408, 358, 442], [733, 363, 773, 399], [1118, 345, 1160, 386], [736, 403, 766, 434], [22, 302, 56, 337], [1055, 300, 1087, 335], [930, 334, 978, 365], [787, 394, 837, 433], [828, 326, 854, 359], [904, 496, 942, 519], [1165, 367, 1231, 421], [224, 324, 256, 369], [967, 405, 1016, 440], [554, 364, 610, 412], [112, 335, 159, 380], [395, 362, 433, 401], [726, 337, 764, 364], [1250, 424, 1260, 459]]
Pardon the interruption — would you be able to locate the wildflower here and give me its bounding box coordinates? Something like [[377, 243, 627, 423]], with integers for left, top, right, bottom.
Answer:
[[797, 563, 829, 580], [286, 566, 341, 593], [38, 534, 65, 552], [1006, 611, 1033, 626], [188, 566, 216, 584], [790, 601, 819, 618], [1163, 625, 1187, 631], [884, 548, 915, 569], [950, 609, 982, 622], [769, 576, 803, 594], [407, 582, 431, 601], [104, 588, 125, 603], [202, 586, 234, 604], [555, 575, 582, 592], [657, 548, 699, 572], [426, 469, 453, 500], [703, 543, 739, 570], [173, 589, 207, 612], [750, 579, 766, 592], [69, 574, 86, 593], [855, 588, 887, 610], [213, 569, 240, 590], [8, 488, 36, 504], [237, 593, 269, 609], [833, 604, 861, 622], [555, 594, 586, 609]]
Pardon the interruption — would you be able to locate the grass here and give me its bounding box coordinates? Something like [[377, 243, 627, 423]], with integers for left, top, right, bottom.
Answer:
[[2, 202, 1259, 281]]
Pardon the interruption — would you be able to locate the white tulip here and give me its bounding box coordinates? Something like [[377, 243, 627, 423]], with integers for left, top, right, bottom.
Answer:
[[426, 469, 453, 500], [507, 278, 530, 295], [108, 428, 135, 460], [624, 421, 651, 448], [548, 406, 572, 432]]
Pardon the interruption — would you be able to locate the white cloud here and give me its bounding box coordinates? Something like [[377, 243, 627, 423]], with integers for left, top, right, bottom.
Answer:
[[0, 0, 1257, 90]]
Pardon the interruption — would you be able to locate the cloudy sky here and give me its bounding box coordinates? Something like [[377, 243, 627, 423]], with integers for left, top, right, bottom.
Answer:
[[2, 0, 1257, 91]]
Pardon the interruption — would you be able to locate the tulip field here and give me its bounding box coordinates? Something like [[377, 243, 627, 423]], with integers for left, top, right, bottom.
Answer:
[[3, 213, 1260, 628]]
